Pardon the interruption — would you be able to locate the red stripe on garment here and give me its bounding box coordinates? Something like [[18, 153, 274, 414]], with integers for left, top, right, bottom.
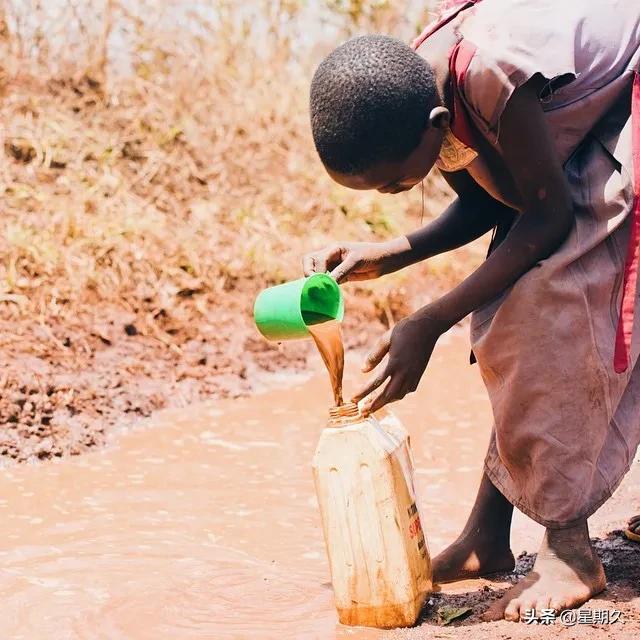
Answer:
[[613, 70, 640, 374], [447, 40, 478, 149], [410, 2, 479, 151]]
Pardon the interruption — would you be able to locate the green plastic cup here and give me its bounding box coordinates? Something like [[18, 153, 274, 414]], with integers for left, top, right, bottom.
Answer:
[[254, 273, 344, 341]]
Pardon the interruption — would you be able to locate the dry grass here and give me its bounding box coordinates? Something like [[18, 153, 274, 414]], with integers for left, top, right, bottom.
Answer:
[[0, 0, 484, 462]]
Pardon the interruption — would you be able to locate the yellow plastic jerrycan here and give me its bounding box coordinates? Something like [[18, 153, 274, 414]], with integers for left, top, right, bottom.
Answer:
[[312, 402, 432, 628]]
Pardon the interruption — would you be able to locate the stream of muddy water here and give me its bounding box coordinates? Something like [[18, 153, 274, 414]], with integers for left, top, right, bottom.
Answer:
[[308, 319, 344, 407], [0, 331, 502, 639]]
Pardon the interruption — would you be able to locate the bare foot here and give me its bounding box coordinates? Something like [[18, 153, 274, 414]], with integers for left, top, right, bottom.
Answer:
[[433, 472, 515, 584], [433, 531, 515, 583], [483, 521, 606, 622], [627, 514, 640, 537]]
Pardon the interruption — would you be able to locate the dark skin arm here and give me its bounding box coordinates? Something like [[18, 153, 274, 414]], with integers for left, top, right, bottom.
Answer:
[[355, 77, 574, 415], [405, 168, 515, 261], [302, 169, 512, 282]]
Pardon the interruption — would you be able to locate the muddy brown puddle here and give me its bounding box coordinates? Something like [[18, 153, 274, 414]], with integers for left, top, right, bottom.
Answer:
[[0, 331, 541, 639]]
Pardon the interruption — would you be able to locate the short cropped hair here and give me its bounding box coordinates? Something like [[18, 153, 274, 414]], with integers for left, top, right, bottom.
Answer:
[[310, 34, 439, 175]]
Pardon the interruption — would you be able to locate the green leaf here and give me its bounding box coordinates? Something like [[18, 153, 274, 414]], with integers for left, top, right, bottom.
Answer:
[[437, 606, 472, 625]]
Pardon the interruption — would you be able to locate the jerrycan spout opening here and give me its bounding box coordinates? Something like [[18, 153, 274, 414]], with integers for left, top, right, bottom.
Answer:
[[328, 402, 360, 427]]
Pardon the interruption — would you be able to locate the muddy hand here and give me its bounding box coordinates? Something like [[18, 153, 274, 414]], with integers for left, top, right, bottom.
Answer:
[[352, 313, 443, 415], [302, 239, 409, 284]]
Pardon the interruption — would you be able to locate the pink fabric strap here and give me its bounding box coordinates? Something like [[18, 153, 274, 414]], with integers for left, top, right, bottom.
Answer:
[[446, 40, 478, 149], [614, 70, 640, 374]]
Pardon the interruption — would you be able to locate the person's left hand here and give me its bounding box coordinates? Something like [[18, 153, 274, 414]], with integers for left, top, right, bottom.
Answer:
[[352, 310, 447, 415]]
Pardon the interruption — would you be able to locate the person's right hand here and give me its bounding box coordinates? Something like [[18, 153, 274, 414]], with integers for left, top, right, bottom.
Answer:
[[302, 240, 408, 284]]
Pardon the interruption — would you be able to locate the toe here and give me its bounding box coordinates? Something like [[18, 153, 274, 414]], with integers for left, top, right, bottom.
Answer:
[[550, 597, 567, 613], [482, 599, 507, 622], [535, 597, 552, 614], [503, 598, 522, 622]]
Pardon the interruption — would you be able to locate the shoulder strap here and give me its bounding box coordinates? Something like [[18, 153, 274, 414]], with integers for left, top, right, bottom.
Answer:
[[412, 0, 482, 51], [447, 39, 479, 149]]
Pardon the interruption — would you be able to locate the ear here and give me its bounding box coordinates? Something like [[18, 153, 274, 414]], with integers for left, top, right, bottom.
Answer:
[[428, 106, 450, 130]]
